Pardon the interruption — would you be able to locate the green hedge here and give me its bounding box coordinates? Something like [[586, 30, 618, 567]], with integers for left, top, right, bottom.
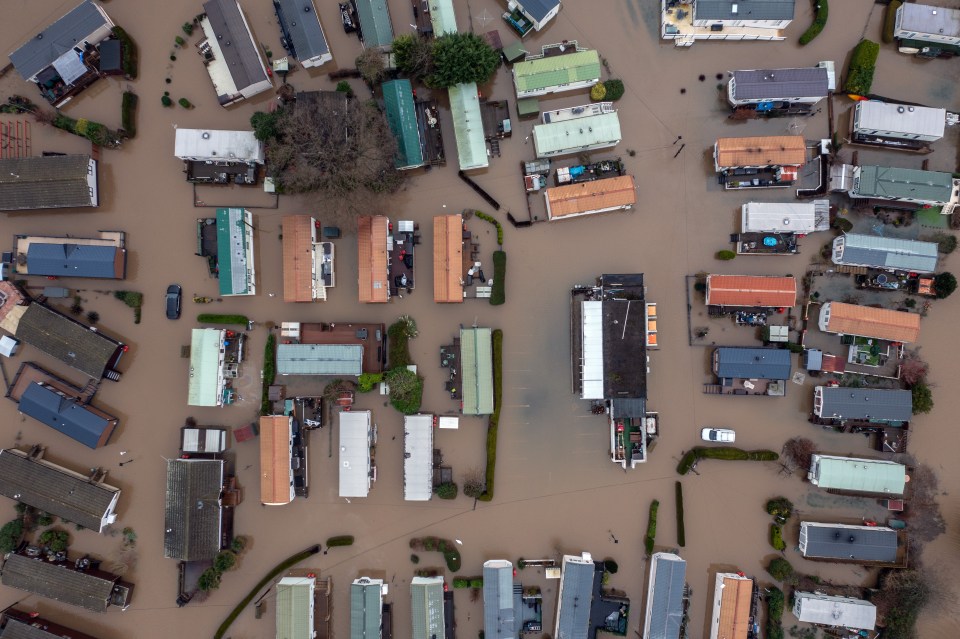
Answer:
[[844, 39, 880, 95], [474, 211, 504, 245], [478, 329, 503, 502], [326, 535, 355, 547], [644, 500, 659, 556], [387, 318, 416, 368], [453, 577, 469, 588], [770, 524, 786, 551], [52, 114, 117, 147], [358, 372, 383, 392], [677, 447, 779, 475], [766, 587, 785, 639], [883, 0, 902, 44], [799, 0, 828, 45], [675, 481, 686, 547], [112, 26, 139, 78], [716, 250, 736, 261], [261, 333, 276, 415], [490, 251, 507, 306], [121, 92, 138, 138], [197, 314, 249, 326]]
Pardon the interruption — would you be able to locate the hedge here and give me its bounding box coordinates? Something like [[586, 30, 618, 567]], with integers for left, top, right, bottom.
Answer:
[[677, 447, 779, 475], [675, 481, 686, 547], [883, 0, 902, 44], [716, 250, 736, 261], [478, 329, 503, 501], [387, 318, 415, 368], [52, 114, 117, 147], [111, 26, 138, 78], [770, 524, 786, 551], [766, 587, 785, 639], [121, 92, 138, 138], [358, 372, 383, 392], [197, 314, 249, 326], [798, 0, 828, 45], [474, 211, 504, 245], [843, 39, 880, 95], [644, 500, 659, 556], [490, 251, 507, 306], [326, 535, 355, 547], [261, 333, 276, 415], [453, 577, 469, 588]]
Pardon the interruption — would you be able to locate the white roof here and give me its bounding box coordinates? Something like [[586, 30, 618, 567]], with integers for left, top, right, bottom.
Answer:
[[181, 427, 227, 453], [404, 414, 433, 501], [0, 336, 18, 357], [794, 592, 876, 630], [741, 200, 830, 233], [581, 300, 604, 399], [174, 128, 265, 163], [438, 416, 459, 429], [855, 101, 945, 139], [339, 411, 372, 498]]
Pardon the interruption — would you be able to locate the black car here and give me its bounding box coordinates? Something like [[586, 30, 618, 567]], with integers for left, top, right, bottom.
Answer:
[[339, 3, 356, 32], [166, 284, 182, 319]]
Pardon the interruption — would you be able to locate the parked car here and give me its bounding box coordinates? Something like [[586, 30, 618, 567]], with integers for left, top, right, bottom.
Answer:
[[701, 427, 735, 443], [165, 284, 182, 320]]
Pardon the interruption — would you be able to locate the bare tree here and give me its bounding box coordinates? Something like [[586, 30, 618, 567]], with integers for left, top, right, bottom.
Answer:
[[355, 49, 386, 85], [900, 350, 929, 387], [782, 437, 816, 471], [462, 468, 485, 499], [903, 462, 946, 543]]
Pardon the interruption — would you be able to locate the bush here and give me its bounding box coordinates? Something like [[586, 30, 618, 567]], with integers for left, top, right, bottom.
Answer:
[[231, 536, 246, 553], [411, 554, 420, 563], [470, 578, 483, 589], [161, 95, 173, 107], [197, 314, 249, 325], [0, 519, 23, 553], [386, 367, 423, 414], [644, 500, 659, 556], [911, 381, 934, 414], [111, 26, 138, 78], [114, 291, 143, 308], [198, 567, 222, 591], [358, 372, 383, 393], [326, 535, 354, 547], [178, 98, 193, 108], [770, 524, 786, 551], [490, 251, 507, 306], [121, 92, 138, 138], [86, 311, 100, 324], [833, 217, 853, 232], [766, 497, 794, 519], [250, 111, 281, 142], [883, 0, 902, 43], [767, 557, 795, 582], [799, 0, 829, 45], [435, 482, 458, 499], [677, 447, 779, 474], [716, 250, 736, 260], [444, 545, 462, 572], [478, 329, 503, 501], [214, 550, 237, 572], [604, 559, 618, 574], [675, 481, 686, 547], [604, 79, 625, 101], [453, 577, 469, 588], [38, 528, 69, 553], [335, 80, 354, 98], [183, 22, 195, 36], [261, 333, 276, 415], [36, 513, 54, 527], [931, 232, 957, 255], [844, 39, 880, 95], [934, 272, 957, 299], [590, 82, 607, 101]]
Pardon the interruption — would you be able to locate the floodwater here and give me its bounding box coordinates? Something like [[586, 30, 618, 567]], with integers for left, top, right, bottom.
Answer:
[[1, 0, 959, 637]]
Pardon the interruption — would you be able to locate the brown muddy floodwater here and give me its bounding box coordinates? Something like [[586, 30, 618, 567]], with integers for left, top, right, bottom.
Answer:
[[1, 0, 960, 637]]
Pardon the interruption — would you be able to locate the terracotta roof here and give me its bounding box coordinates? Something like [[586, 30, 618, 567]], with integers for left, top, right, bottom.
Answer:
[[357, 215, 389, 303], [545, 175, 636, 219], [717, 576, 752, 639], [705, 275, 797, 307], [259, 416, 292, 505], [715, 135, 806, 168], [433, 214, 463, 303], [282, 215, 316, 302], [825, 302, 920, 343]]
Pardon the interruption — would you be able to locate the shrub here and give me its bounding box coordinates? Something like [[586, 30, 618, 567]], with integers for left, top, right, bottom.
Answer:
[[386, 367, 423, 414], [932, 232, 957, 254], [358, 372, 383, 393], [470, 578, 483, 589], [36, 513, 54, 527], [453, 577, 469, 588], [86, 311, 100, 324], [604, 559, 618, 574], [883, 0, 902, 44], [767, 557, 794, 582], [844, 39, 880, 95], [250, 111, 281, 142], [799, 0, 829, 45], [197, 314, 249, 325], [443, 546, 462, 572], [911, 381, 934, 414], [335, 80, 354, 98], [934, 272, 957, 299], [478, 329, 503, 501], [114, 291, 143, 308], [490, 251, 507, 306], [161, 95, 173, 107], [175, 36, 186, 47], [411, 554, 420, 563], [214, 550, 237, 572], [590, 82, 607, 101], [770, 524, 786, 551], [326, 535, 355, 547], [198, 567, 222, 591], [38, 528, 70, 552], [604, 79, 625, 101], [435, 482, 458, 499], [644, 500, 659, 556], [766, 497, 794, 519], [121, 91, 138, 138], [0, 519, 23, 553], [675, 481, 686, 547], [517, 558, 526, 569], [261, 333, 277, 415], [231, 536, 246, 553], [716, 250, 736, 260], [833, 217, 854, 232], [178, 98, 193, 108], [183, 22, 195, 36], [111, 26, 138, 78]]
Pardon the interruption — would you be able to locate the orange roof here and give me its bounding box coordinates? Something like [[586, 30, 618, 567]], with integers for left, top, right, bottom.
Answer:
[[825, 302, 920, 343], [544, 175, 637, 219], [715, 136, 806, 168], [705, 275, 797, 307], [717, 576, 753, 639], [282, 215, 316, 302], [357, 215, 389, 303], [433, 214, 463, 303], [259, 416, 293, 505]]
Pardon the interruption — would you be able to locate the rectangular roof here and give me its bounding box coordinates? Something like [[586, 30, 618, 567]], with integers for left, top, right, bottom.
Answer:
[[800, 522, 898, 562], [0, 554, 116, 613], [382, 79, 425, 169], [794, 592, 876, 630], [202, 0, 269, 91], [483, 561, 515, 639], [823, 302, 920, 343], [513, 50, 601, 94], [25, 242, 121, 279], [556, 556, 594, 639], [274, 0, 329, 64], [353, 0, 394, 47], [449, 82, 489, 170], [180, 426, 228, 453], [0, 611, 101, 639], [545, 175, 636, 219], [10, 1, 112, 80], [260, 416, 293, 505], [460, 328, 494, 415], [811, 454, 906, 494], [163, 459, 224, 561], [277, 343, 363, 375], [741, 200, 829, 233], [715, 135, 806, 168], [429, 0, 458, 35], [0, 156, 96, 211], [816, 387, 913, 422], [339, 411, 371, 498], [705, 274, 796, 307], [696, 0, 795, 21], [715, 347, 792, 380], [216, 207, 254, 295], [282, 215, 317, 302], [833, 233, 938, 273], [433, 214, 463, 303], [0, 449, 118, 532], [854, 101, 945, 139], [357, 215, 390, 302], [276, 577, 315, 639], [16, 304, 120, 379], [898, 3, 960, 38], [351, 578, 383, 639], [188, 328, 224, 406], [18, 383, 115, 449], [580, 300, 604, 399], [713, 574, 752, 639], [410, 576, 445, 639], [173, 129, 264, 162], [516, 0, 560, 22], [854, 165, 955, 203], [644, 553, 686, 639], [404, 414, 433, 501], [533, 112, 621, 157], [731, 67, 828, 100]]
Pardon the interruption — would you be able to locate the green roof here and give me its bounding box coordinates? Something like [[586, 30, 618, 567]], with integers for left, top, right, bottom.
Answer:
[[517, 96, 540, 116], [410, 577, 445, 639], [216, 207, 255, 296], [382, 79, 425, 169], [533, 111, 621, 158], [276, 577, 315, 639], [503, 40, 528, 63], [277, 343, 364, 376], [351, 579, 383, 639], [188, 329, 224, 407], [460, 327, 494, 415], [429, 0, 458, 35], [353, 0, 394, 48], [448, 82, 488, 170], [813, 455, 906, 495], [513, 50, 601, 95], [855, 165, 955, 204]]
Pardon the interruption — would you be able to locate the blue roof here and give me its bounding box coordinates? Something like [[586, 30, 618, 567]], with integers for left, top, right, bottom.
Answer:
[[18, 383, 113, 449], [26, 242, 120, 278], [557, 559, 594, 639], [274, 0, 329, 63], [516, 0, 560, 22], [715, 347, 792, 380], [483, 563, 516, 639], [646, 554, 686, 639]]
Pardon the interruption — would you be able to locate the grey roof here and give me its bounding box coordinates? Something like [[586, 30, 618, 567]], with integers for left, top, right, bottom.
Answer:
[[0, 554, 117, 612], [163, 459, 224, 561], [410, 577, 444, 639], [695, 0, 795, 21], [793, 592, 877, 630], [16, 304, 121, 379], [715, 347, 792, 380], [350, 579, 382, 639], [817, 387, 913, 422], [277, 343, 363, 376], [800, 522, 898, 562], [0, 156, 95, 211], [18, 383, 114, 449], [9, 2, 111, 81], [557, 559, 594, 639], [645, 553, 686, 639], [834, 234, 938, 273], [853, 165, 955, 204], [0, 612, 100, 639], [516, 0, 560, 22], [353, 0, 394, 48], [25, 243, 119, 279], [274, 0, 329, 62], [483, 563, 515, 639], [731, 67, 828, 100], [0, 449, 118, 531], [898, 3, 960, 39], [202, 0, 269, 93]]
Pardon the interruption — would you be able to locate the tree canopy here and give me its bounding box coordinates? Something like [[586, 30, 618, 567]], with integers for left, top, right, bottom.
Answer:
[[427, 33, 501, 88], [934, 272, 957, 299], [392, 34, 433, 80]]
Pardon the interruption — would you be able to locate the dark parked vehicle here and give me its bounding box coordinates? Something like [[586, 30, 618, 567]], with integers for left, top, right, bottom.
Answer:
[[339, 3, 356, 32], [166, 284, 182, 319]]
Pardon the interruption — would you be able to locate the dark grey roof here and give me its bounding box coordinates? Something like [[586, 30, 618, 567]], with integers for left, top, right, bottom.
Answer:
[[801, 523, 898, 562], [731, 67, 828, 100], [0, 449, 118, 531], [163, 459, 224, 561], [817, 387, 913, 422], [715, 347, 792, 380], [696, 0, 795, 21], [0, 554, 117, 612], [274, 0, 329, 62], [646, 554, 686, 639], [97, 38, 121, 73], [483, 564, 515, 639], [9, 2, 110, 81], [557, 559, 594, 639], [203, 0, 269, 97], [25, 243, 120, 279], [0, 611, 100, 639], [18, 383, 115, 449], [16, 304, 122, 379], [0, 156, 95, 211], [517, 0, 560, 22], [599, 274, 646, 399], [611, 397, 646, 418]]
